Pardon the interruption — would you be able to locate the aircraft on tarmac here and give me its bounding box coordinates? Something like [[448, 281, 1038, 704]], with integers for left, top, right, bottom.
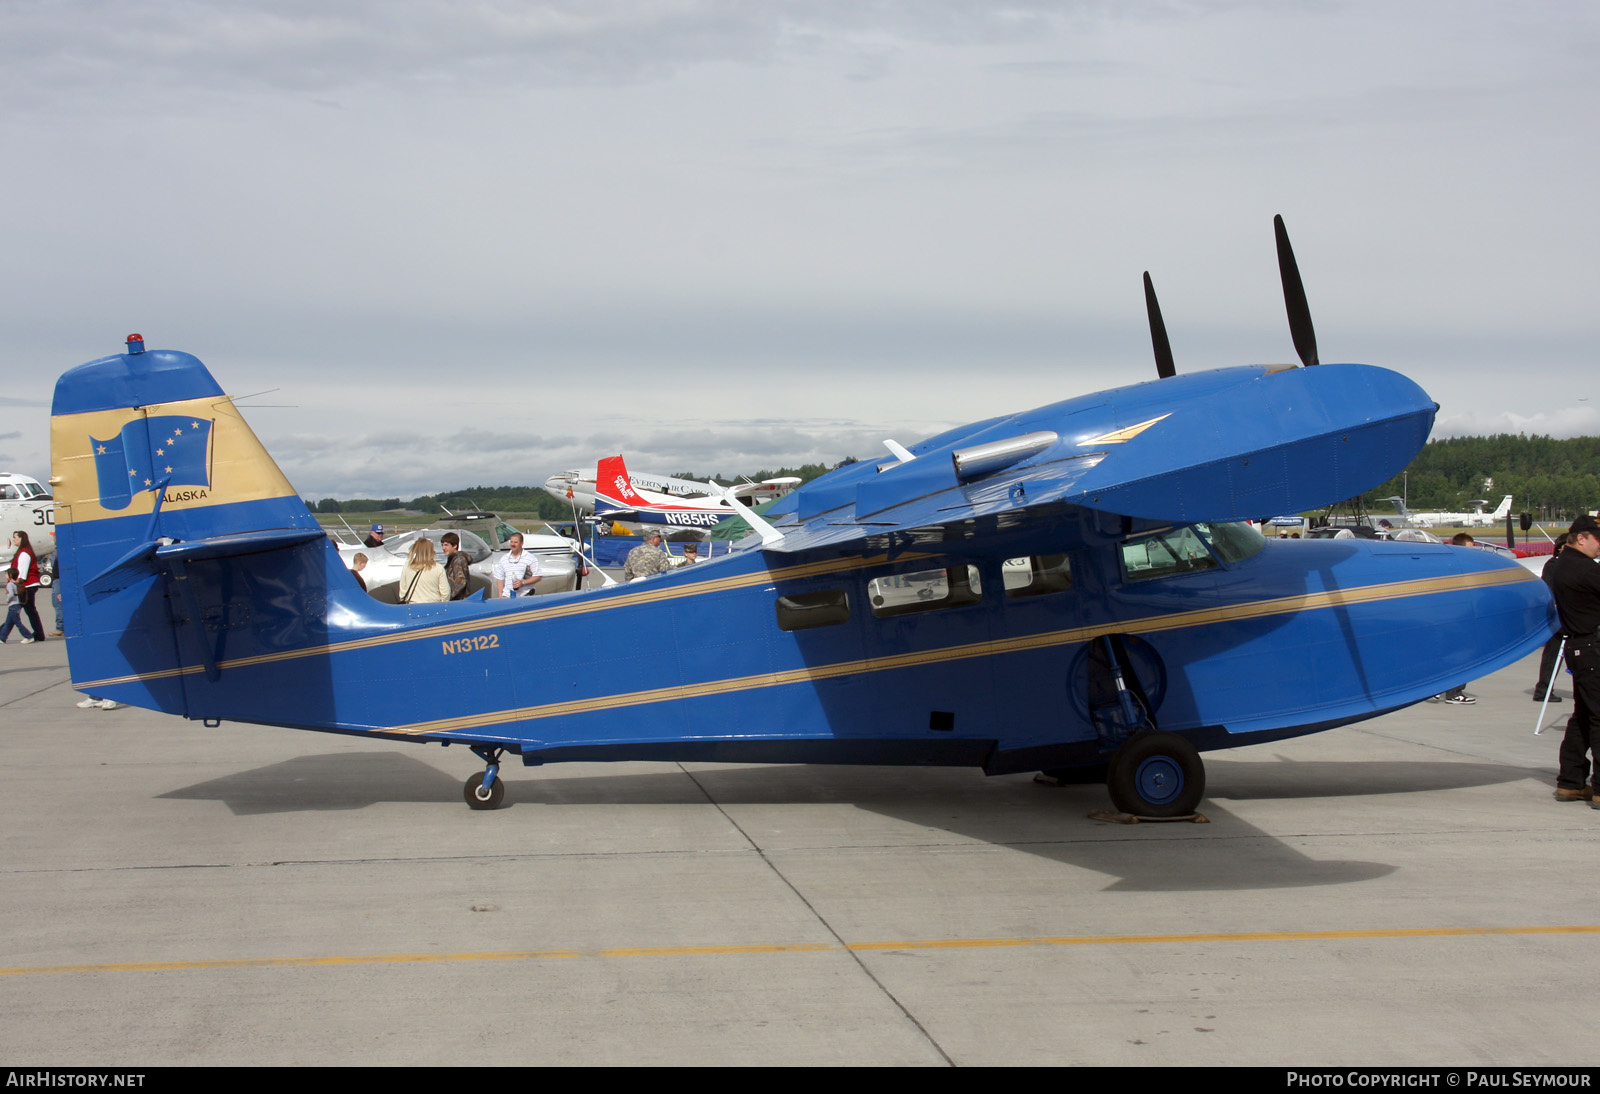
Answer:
[[1380, 495, 1514, 529], [545, 458, 799, 529], [48, 218, 1555, 816], [1, 472, 56, 557]]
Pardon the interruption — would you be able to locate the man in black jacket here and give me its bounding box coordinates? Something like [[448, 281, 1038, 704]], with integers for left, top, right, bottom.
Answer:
[[1550, 516, 1600, 803]]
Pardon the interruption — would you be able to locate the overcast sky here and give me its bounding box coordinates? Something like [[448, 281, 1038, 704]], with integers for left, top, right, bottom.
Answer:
[[3, 1, 1596, 500]]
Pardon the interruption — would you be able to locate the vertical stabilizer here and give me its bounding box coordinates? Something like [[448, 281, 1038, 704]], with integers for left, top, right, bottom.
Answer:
[[50, 337, 337, 713], [595, 454, 644, 511]]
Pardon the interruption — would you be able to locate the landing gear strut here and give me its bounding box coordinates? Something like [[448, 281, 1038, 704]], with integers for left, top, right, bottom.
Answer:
[[1074, 634, 1203, 817], [464, 745, 507, 810]]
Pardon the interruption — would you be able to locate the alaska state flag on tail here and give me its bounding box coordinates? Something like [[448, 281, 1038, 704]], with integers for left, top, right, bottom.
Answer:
[[91, 415, 213, 511]]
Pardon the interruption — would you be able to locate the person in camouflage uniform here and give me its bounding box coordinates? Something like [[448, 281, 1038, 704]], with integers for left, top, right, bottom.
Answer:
[[623, 531, 672, 582]]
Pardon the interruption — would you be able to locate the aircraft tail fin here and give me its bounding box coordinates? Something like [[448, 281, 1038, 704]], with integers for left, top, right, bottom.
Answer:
[[1492, 495, 1513, 520], [594, 454, 646, 512], [50, 337, 344, 714]]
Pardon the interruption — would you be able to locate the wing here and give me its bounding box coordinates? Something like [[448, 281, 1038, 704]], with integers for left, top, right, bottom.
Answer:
[[758, 362, 1434, 554]]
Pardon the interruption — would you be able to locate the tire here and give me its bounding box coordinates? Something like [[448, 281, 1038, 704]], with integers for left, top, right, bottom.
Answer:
[[1106, 731, 1204, 817], [463, 772, 506, 810]]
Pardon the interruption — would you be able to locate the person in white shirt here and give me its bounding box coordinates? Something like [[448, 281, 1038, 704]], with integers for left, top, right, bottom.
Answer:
[[492, 533, 542, 598]]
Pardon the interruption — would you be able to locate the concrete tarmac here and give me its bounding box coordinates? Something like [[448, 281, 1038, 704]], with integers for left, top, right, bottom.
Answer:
[[1, 636, 1593, 1067]]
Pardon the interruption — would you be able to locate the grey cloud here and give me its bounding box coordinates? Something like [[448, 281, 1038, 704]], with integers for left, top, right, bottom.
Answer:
[[0, 0, 1093, 107], [263, 413, 901, 499]]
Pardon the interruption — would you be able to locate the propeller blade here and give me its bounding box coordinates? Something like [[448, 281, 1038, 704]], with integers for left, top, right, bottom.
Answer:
[[1143, 271, 1176, 379], [1274, 214, 1319, 367]]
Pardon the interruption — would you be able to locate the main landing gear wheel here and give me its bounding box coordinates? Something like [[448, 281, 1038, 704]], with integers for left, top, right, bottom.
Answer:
[[463, 771, 505, 810], [1106, 731, 1204, 818]]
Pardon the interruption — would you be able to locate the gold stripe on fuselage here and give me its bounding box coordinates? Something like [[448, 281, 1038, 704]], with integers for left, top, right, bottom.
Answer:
[[72, 559, 1535, 710], [391, 566, 1532, 736], [71, 551, 930, 689]]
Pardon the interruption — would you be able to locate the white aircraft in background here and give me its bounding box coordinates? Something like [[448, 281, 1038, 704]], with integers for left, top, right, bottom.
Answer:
[[544, 457, 799, 529], [1380, 494, 1513, 528], [1, 472, 56, 557]]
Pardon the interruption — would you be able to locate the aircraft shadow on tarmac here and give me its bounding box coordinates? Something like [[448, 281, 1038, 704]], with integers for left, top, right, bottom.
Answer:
[[155, 750, 1554, 893]]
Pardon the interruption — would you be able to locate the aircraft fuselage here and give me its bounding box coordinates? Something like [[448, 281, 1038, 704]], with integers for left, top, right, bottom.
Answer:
[[65, 498, 1553, 776]]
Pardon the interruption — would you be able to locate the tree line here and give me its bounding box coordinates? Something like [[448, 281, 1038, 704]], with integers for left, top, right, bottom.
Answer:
[[1359, 434, 1600, 521], [303, 438, 1597, 523]]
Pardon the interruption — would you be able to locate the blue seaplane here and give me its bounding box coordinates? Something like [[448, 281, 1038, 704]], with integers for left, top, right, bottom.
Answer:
[[49, 219, 1555, 815]]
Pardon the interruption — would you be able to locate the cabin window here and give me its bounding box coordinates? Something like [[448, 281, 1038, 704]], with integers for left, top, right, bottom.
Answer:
[[0, 485, 17, 500], [1195, 521, 1266, 563], [1002, 554, 1074, 598], [776, 589, 850, 631], [1121, 526, 1217, 582], [868, 565, 983, 618]]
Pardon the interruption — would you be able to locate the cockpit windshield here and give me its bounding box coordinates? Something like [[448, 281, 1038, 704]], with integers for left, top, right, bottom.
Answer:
[[1121, 521, 1265, 582], [1194, 521, 1267, 563]]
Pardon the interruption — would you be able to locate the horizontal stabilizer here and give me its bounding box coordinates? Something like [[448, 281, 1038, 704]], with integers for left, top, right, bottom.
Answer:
[[84, 528, 328, 603]]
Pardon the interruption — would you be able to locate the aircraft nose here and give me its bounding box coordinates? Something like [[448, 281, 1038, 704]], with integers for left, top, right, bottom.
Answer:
[[1440, 545, 1556, 669], [1327, 540, 1557, 708]]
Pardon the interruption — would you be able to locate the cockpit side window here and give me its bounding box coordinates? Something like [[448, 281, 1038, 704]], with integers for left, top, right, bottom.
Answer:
[[1120, 526, 1217, 582]]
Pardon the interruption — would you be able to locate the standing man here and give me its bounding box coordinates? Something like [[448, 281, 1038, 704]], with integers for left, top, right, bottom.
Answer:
[[364, 524, 386, 548], [441, 532, 472, 601], [493, 533, 542, 598], [623, 530, 672, 582], [1550, 516, 1600, 803]]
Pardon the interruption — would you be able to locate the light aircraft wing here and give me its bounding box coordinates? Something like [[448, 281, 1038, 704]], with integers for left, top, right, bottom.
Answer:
[[759, 361, 1433, 555]]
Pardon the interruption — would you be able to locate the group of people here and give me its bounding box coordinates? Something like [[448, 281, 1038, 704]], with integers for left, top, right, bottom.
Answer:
[[2, 530, 55, 645], [387, 531, 545, 603], [384, 525, 701, 602]]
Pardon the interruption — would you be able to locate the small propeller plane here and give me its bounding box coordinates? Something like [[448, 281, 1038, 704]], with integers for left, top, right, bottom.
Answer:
[[49, 218, 1555, 815], [546, 456, 798, 529], [1, 471, 56, 556]]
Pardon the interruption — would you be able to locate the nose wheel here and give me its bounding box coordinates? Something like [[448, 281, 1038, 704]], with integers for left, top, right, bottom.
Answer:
[[464, 746, 507, 810]]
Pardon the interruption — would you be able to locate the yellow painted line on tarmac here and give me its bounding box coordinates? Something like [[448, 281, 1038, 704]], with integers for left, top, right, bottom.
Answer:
[[3, 924, 1597, 977]]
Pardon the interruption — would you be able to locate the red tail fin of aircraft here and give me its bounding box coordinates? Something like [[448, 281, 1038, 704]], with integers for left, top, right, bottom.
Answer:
[[595, 455, 645, 510]]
